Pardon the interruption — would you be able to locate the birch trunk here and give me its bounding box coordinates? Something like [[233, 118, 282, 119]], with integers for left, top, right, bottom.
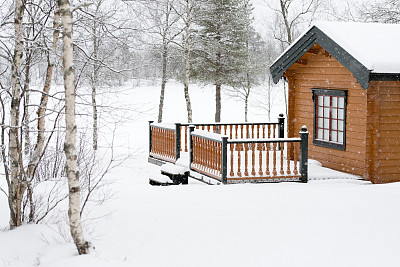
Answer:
[[9, 0, 26, 229], [158, 40, 168, 123], [59, 0, 89, 255], [92, 17, 99, 151], [183, 0, 192, 123]]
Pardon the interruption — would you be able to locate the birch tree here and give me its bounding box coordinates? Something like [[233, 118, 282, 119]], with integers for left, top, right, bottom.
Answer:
[[8, 0, 26, 229], [59, 0, 90, 255]]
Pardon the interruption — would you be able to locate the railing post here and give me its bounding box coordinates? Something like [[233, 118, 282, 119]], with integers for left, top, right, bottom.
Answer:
[[149, 120, 154, 155], [189, 125, 195, 167], [299, 126, 309, 183], [278, 113, 285, 138], [278, 113, 285, 150], [221, 137, 228, 184], [175, 123, 181, 161]]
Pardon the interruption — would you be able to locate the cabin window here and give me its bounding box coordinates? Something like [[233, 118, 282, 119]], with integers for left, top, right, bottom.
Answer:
[[311, 89, 347, 151]]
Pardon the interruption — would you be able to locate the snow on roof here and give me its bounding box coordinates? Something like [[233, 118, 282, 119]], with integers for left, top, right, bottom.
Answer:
[[272, 21, 400, 74], [314, 21, 400, 73]]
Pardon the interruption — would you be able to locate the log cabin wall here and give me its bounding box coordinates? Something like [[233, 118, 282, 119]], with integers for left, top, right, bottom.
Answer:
[[284, 44, 368, 178], [367, 81, 400, 183]]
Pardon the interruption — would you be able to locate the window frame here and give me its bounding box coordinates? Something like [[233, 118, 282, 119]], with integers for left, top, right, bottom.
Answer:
[[311, 89, 347, 151]]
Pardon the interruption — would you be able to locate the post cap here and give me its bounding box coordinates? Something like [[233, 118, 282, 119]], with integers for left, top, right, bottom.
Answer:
[[279, 113, 284, 118], [149, 120, 154, 123], [301, 125, 308, 132]]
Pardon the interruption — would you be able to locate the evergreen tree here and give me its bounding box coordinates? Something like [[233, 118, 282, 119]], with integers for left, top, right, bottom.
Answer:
[[191, 0, 253, 122]]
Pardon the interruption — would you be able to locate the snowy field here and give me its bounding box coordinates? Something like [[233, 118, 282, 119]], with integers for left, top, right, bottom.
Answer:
[[1, 81, 400, 267]]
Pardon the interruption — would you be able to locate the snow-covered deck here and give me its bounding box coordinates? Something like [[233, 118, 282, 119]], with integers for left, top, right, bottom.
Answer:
[[148, 119, 310, 184]]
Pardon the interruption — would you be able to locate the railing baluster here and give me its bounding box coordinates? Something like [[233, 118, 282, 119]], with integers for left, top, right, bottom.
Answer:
[[258, 143, 263, 176], [273, 142, 277, 176], [241, 125, 244, 139], [251, 143, 256, 176], [244, 143, 249, 177], [256, 125, 259, 139], [272, 124, 276, 138], [224, 125, 227, 135], [234, 125, 237, 139], [262, 124, 265, 138], [251, 125, 254, 139], [293, 143, 298, 175], [237, 144, 242, 177], [230, 144, 234, 177], [280, 142, 284, 175], [185, 125, 188, 152], [287, 143, 291, 175], [266, 144, 270, 176]]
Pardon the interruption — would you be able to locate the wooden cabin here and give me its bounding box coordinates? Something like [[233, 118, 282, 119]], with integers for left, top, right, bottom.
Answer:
[[270, 22, 400, 184]]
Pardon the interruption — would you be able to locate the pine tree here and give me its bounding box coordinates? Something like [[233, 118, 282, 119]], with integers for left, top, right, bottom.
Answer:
[[191, 0, 253, 122]]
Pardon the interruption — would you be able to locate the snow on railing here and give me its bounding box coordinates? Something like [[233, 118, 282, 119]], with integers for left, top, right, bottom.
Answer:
[[149, 122, 177, 163], [187, 126, 309, 184], [178, 115, 285, 153]]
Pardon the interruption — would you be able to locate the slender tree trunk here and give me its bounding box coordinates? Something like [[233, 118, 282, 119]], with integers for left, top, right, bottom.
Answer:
[[280, 0, 292, 44], [244, 72, 251, 122], [23, 58, 30, 156], [184, 0, 192, 123], [92, 18, 99, 150], [9, 0, 26, 229], [158, 41, 168, 123], [26, 4, 61, 207], [59, 0, 89, 255], [215, 84, 221, 122]]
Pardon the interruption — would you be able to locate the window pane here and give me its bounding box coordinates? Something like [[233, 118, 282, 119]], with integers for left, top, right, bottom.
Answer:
[[338, 97, 345, 108], [332, 97, 338, 107], [331, 131, 337, 142], [318, 118, 323, 127], [324, 129, 329, 141], [318, 95, 324, 106], [317, 129, 323, 139], [318, 107, 324, 116], [324, 108, 330, 117], [338, 109, 344, 119], [338, 121, 344, 131], [332, 108, 338, 119], [324, 118, 330, 129], [324, 96, 330, 107], [338, 132, 344, 144], [332, 120, 337, 130]]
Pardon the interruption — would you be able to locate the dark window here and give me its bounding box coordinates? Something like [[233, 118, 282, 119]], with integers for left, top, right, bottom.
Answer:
[[311, 89, 347, 150]]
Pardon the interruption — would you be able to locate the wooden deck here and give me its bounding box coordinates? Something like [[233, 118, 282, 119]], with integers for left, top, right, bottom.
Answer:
[[148, 116, 309, 184]]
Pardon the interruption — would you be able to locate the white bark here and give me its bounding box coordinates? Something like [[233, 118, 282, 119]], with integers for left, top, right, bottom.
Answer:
[[9, 0, 26, 229], [183, 0, 192, 123], [59, 0, 89, 255]]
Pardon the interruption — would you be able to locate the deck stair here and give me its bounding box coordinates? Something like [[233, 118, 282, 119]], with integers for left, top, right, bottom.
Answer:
[[149, 163, 189, 186]]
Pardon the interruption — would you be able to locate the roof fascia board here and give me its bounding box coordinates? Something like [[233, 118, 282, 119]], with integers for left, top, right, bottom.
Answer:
[[370, 73, 400, 81], [270, 26, 371, 90]]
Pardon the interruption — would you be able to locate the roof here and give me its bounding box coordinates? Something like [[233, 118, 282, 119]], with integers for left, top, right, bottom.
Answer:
[[270, 21, 400, 90]]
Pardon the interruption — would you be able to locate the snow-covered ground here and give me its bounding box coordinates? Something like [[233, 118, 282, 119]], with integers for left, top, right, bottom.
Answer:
[[1, 81, 400, 267]]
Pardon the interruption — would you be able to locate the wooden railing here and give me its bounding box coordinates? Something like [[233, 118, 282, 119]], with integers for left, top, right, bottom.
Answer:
[[149, 123, 178, 163], [190, 131, 225, 180], [188, 126, 309, 184], [178, 114, 285, 153]]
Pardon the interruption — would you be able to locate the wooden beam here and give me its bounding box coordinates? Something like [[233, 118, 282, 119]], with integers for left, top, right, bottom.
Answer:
[[295, 59, 308, 65]]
